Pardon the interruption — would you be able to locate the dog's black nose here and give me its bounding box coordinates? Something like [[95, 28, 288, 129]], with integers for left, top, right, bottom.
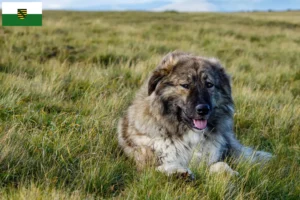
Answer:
[[196, 104, 210, 115]]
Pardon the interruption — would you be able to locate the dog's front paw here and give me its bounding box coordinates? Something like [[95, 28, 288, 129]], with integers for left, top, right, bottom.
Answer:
[[176, 168, 195, 181], [157, 165, 195, 180], [209, 162, 239, 177]]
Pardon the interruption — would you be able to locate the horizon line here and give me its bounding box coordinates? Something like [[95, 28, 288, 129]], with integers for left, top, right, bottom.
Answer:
[[1, 9, 300, 13]]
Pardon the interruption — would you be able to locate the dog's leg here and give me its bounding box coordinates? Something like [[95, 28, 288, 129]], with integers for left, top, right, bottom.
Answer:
[[134, 146, 156, 171], [191, 136, 238, 176], [154, 140, 195, 179]]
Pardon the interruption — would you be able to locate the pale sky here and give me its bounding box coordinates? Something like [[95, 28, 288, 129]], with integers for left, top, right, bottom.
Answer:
[[1, 0, 300, 12]]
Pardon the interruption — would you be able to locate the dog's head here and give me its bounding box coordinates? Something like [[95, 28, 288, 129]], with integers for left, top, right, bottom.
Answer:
[[148, 51, 234, 131]]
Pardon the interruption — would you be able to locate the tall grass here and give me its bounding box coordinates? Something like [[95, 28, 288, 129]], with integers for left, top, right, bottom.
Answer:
[[0, 11, 299, 199]]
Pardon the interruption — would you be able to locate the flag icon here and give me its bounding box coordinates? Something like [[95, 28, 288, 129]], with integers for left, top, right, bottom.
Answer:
[[17, 9, 27, 20], [2, 2, 42, 26]]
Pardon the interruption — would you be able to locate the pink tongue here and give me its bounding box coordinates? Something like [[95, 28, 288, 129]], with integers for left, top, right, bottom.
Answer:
[[193, 119, 207, 130]]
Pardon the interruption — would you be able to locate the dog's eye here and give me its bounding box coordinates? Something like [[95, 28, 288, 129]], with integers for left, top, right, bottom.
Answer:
[[206, 82, 214, 88], [180, 84, 190, 89]]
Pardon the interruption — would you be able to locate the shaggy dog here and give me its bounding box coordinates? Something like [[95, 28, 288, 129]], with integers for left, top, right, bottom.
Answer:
[[118, 52, 272, 178]]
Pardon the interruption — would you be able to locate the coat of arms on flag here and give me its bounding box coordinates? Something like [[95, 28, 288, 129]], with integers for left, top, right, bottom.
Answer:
[[2, 2, 42, 26], [17, 9, 27, 20]]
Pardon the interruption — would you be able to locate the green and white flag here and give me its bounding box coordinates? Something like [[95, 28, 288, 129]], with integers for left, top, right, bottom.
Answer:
[[2, 2, 42, 26]]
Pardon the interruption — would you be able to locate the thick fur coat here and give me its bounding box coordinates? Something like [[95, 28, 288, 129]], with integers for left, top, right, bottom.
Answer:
[[118, 52, 272, 177]]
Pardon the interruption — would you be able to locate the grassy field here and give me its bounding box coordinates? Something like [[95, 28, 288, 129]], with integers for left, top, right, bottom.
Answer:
[[0, 11, 300, 199]]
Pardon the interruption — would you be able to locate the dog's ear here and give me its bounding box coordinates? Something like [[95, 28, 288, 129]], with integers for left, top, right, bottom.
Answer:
[[148, 70, 165, 95], [209, 58, 232, 95], [148, 52, 182, 95], [218, 67, 232, 95]]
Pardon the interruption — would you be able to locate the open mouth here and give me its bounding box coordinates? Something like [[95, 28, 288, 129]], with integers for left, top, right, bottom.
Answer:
[[193, 119, 207, 130], [180, 109, 208, 130]]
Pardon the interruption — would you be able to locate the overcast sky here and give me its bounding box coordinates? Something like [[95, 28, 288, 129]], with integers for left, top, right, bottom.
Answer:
[[1, 0, 300, 12]]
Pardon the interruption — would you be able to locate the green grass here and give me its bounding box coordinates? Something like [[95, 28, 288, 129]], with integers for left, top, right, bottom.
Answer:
[[0, 11, 299, 199]]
